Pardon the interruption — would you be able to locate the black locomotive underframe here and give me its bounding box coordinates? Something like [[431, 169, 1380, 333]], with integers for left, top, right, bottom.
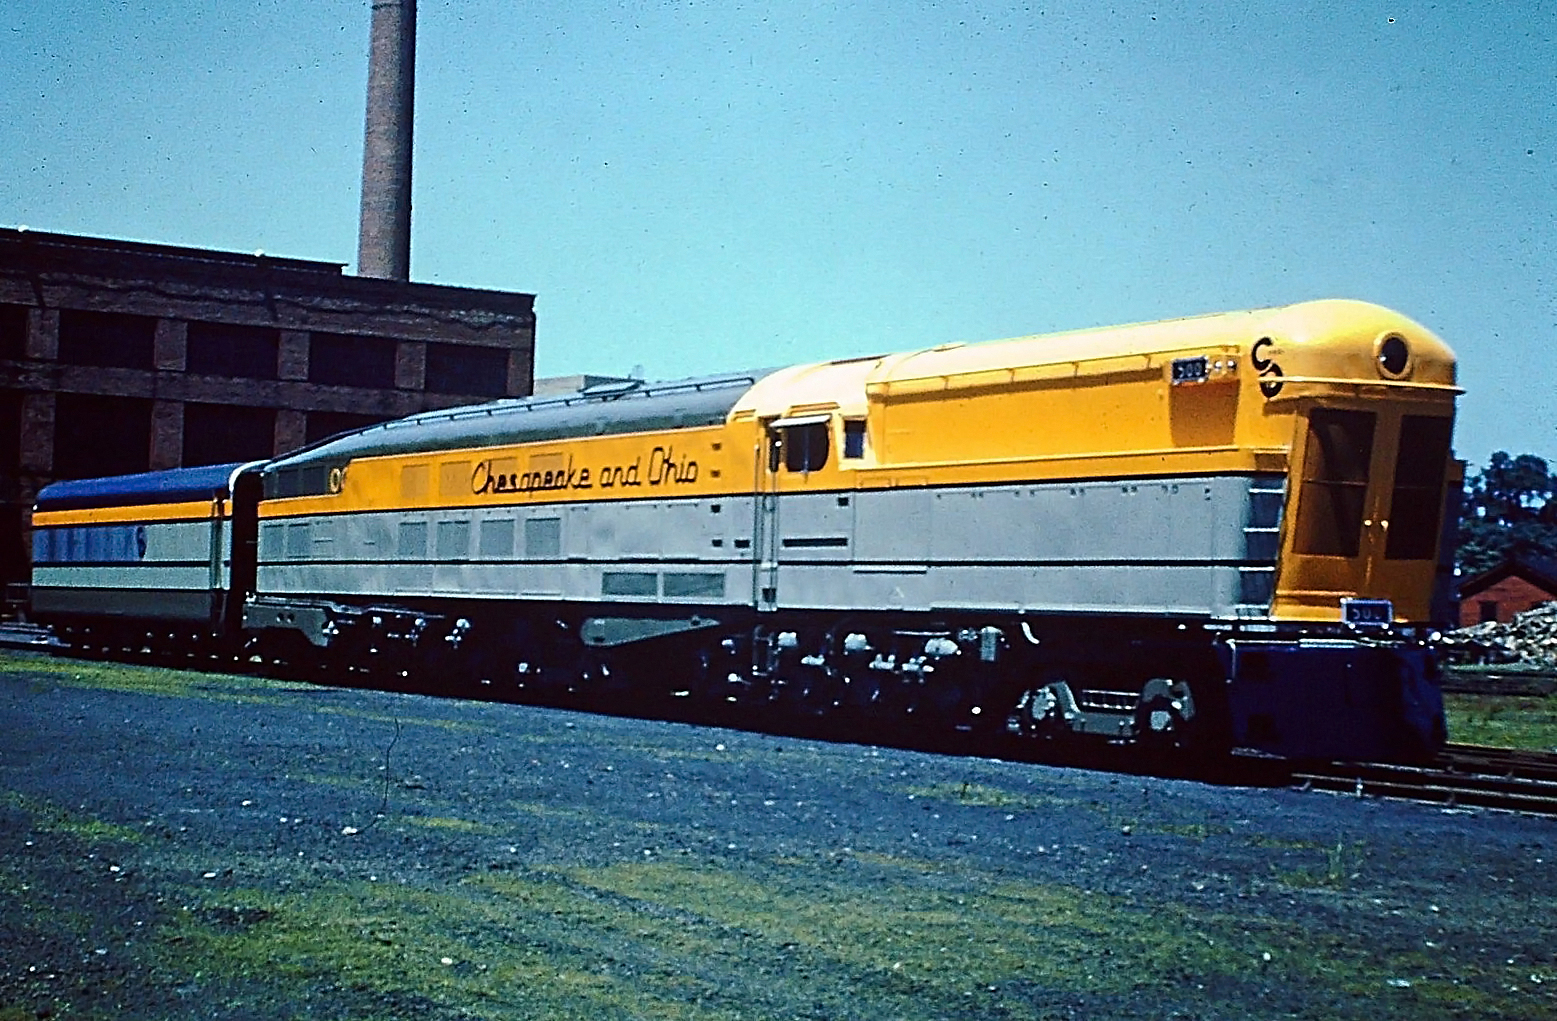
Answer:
[[49, 594, 1441, 761], [227, 593, 1264, 751]]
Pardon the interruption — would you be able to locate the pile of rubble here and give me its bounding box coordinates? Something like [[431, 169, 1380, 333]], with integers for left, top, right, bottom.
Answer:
[[1439, 602, 1557, 669]]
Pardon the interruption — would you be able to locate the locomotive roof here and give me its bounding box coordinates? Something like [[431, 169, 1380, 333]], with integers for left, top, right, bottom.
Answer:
[[34, 462, 246, 512], [727, 299, 1457, 422], [266, 370, 773, 473], [864, 299, 1457, 394]]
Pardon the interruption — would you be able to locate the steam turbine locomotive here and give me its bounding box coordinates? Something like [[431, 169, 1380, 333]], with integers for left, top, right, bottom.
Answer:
[[30, 299, 1460, 762]]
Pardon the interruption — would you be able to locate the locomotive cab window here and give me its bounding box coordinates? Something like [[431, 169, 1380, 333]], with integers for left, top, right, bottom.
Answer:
[[786, 422, 829, 472], [1384, 415, 1453, 560], [1293, 409, 1376, 557], [768, 416, 831, 474]]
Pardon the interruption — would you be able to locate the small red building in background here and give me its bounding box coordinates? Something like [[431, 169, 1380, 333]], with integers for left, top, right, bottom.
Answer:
[[1457, 554, 1557, 626]]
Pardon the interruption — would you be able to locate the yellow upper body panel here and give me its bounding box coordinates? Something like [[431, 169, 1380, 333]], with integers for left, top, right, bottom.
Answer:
[[731, 298, 1455, 483], [259, 424, 759, 519]]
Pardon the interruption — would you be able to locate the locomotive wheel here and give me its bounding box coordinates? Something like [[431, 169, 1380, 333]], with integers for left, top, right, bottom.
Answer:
[[1134, 693, 1190, 752], [1011, 680, 1075, 745], [1132, 677, 1229, 764]]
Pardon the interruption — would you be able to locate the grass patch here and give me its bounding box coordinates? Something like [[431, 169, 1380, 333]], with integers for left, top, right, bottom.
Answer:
[[162, 877, 746, 1020], [1444, 692, 1557, 751], [145, 851, 1555, 1020], [401, 815, 500, 835], [1, 790, 142, 844], [0, 651, 306, 703], [0, 652, 492, 735], [1269, 839, 1368, 890], [309, 703, 490, 733], [903, 780, 1078, 812], [1152, 821, 1234, 840], [506, 799, 594, 822], [846, 849, 946, 872], [1247, 836, 1324, 856]]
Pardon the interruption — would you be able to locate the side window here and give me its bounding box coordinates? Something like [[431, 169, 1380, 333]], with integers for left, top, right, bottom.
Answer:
[[843, 419, 866, 459], [767, 420, 833, 474], [783, 422, 830, 473]]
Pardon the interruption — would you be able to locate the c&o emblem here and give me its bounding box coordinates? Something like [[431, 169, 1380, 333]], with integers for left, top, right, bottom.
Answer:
[[1250, 337, 1285, 398]]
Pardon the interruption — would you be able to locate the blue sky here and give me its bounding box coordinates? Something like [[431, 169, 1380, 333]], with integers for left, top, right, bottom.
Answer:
[[3, 0, 1553, 468]]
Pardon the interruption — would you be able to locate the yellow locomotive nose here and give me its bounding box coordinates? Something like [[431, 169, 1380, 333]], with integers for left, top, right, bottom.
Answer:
[[1249, 300, 1460, 625]]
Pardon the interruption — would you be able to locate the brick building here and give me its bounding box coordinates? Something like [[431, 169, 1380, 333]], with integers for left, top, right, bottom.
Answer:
[[1457, 554, 1557, 626], [0, 227, 536, 593]]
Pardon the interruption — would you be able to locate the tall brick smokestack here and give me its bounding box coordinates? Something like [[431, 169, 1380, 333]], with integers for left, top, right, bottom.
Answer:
[[357, 0, 416, 280]]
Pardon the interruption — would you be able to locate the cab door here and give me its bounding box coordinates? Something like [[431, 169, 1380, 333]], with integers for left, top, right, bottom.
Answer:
[[1364, 411, 1454, 620], [752, 415, 837, 613]]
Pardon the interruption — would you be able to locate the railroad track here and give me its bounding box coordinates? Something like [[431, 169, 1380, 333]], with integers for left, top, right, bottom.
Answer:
[[1292, 743, 1557, 816], [0, 622, 60, 651]]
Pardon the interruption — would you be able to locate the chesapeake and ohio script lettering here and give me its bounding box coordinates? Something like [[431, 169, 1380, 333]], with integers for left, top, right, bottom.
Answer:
[[470, 446, 699, 497]]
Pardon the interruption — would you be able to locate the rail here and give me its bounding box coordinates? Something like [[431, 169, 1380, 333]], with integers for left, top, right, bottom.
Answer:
[[1291, 743, 1557, 817]]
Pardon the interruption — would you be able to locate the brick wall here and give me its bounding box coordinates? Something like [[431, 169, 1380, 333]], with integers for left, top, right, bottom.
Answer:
[[0, 228, 538, 595]]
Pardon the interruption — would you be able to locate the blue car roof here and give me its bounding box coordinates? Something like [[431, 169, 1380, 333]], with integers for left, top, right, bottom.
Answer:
[[35, 462, 246, 513]]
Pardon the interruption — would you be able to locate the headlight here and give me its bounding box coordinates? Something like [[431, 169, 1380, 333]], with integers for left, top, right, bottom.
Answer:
[[1377, 334, 1410, 377]]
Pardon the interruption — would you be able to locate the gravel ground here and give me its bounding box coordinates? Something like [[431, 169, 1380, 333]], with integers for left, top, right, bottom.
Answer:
[[0, 651, 1554, 1021]]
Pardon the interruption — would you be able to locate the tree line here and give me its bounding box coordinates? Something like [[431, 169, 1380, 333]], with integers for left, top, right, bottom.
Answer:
[[1456, 451, 1557, 576]]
